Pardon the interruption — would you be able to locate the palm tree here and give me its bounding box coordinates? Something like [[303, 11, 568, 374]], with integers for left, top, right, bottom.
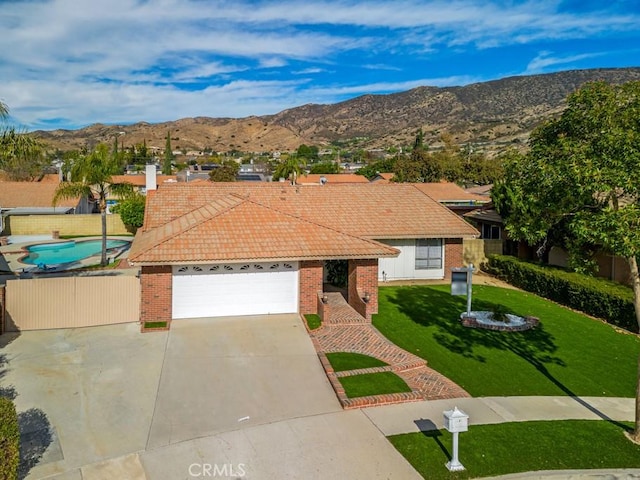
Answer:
[[0, 100, 8, 120], [273, 154, 306, 184], [53, 144, 134, 266]]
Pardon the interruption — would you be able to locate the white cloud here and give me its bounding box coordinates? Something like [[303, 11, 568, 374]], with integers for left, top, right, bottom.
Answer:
[[0, 0, 637, 129], [525, 51, 605, 74]]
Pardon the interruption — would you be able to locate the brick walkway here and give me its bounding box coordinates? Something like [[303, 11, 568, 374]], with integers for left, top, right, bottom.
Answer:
[[309, 293, 469, 408]]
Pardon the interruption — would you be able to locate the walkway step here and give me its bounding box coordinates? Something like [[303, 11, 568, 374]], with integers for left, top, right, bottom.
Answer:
[[323, 292, 371, 325]]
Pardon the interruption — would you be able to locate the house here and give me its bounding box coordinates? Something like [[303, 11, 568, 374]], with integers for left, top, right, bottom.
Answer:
[[295, 173, 370, 185], [128, 183, 478, 326], [0, 181, 91, 235], [413, 182, 489, 216]]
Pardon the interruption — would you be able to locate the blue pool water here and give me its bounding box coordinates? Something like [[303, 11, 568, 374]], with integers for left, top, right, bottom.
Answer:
[[21, 239, 131, 265]]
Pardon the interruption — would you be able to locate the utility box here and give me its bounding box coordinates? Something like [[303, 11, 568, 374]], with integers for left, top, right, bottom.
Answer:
[[451, 268, 469, 296], [443, 407, 469, 433]]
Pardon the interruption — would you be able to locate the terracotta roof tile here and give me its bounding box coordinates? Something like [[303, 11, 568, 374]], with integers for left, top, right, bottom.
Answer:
[[296, 173, 370, 185], [413, 182, 489, 203], [130, 195, 398, 264], [0, 181, 80, 208], [132, 183, 478, 264]]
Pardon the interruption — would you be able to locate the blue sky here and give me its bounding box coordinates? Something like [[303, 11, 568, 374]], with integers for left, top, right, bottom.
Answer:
[[1, 0, 639, 131]]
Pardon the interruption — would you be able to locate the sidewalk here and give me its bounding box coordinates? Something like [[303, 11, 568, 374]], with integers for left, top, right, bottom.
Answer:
[[362, 396, 634, 436]]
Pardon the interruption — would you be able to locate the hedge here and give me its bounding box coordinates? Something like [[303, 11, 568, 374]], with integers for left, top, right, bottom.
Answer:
[[485, 255, 637, 333], [0, 397, 19, 480]]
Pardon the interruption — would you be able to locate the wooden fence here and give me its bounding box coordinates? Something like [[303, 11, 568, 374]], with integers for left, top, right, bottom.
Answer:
[[4, 275, 140, 331]]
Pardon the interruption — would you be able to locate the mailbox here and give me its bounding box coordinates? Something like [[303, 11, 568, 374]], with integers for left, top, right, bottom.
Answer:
[[443, 406, 469, 433], [451, 268, 468, 296]]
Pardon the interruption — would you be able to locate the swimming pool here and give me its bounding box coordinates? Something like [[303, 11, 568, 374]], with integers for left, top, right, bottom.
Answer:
[[21, 239, 131, 266]]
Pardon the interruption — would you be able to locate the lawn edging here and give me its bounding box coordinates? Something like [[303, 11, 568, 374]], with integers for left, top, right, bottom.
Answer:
[[316, 350, 423, 409]]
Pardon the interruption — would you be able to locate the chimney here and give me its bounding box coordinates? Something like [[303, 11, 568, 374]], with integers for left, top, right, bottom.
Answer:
[[145, 164, 157, 192]]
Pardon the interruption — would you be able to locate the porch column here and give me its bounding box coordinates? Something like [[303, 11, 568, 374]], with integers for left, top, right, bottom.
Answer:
[[299, 260, 323, 315], [348, 259, 378, 321], [140, 265, 172, 330], [444, 238, 464, 280]]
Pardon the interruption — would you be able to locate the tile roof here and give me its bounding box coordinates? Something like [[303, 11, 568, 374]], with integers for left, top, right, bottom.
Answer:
[[464, 208, 504, 224], [110, 175, 177, 187], [0, 181, 80, 209], [296, 173, 370, 185], [129, 194, 398, 264], [412, 182, 489, 203], [131, 182, 479, 264]]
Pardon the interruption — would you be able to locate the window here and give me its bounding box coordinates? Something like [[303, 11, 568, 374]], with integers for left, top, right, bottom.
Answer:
[[415, 239, 443, 270], [482, 224, 501, 240]]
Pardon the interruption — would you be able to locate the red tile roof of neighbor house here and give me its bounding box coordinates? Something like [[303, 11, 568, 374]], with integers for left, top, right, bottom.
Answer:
[[0, 181, 80, 209], [295, 173, 370, 185], [413, 182, 489, 203], [110, 175, 177, 187], [129, 182, 479, 265]]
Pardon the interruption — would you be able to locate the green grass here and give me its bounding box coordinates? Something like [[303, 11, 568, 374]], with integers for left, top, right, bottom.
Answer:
[[389, 420, 640, 479], [304, 313, 321, 330], [144, 321, 168, 329], [338, 372, 411, 398], [374, 285, 640, 397], [326, 352, 388, 372]]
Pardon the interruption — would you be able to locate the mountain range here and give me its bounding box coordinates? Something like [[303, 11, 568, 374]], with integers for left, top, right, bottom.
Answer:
[[32, 67, 640, 156]]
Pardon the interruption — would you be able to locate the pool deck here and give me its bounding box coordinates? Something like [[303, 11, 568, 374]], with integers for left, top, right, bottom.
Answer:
[[0, 235, 135, 281]]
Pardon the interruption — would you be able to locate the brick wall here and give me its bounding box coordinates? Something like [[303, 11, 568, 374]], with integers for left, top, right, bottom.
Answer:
[[140, 266, 172, 329], [4, 214, 129, 236], [299, 260, 323, 314], [444, 238, 464, 280], [348, 259, 378, 320]]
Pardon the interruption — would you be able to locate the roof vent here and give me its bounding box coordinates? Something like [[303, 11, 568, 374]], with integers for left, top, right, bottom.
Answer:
[[319, 176, 327, 185]]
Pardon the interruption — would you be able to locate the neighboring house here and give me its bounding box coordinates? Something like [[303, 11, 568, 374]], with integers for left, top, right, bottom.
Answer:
[[370, 172, 395, 183], [128, 183, 478, 325], [111, 174, 177, 194], [295, 173, 370, 185], [0, 181, 91, 234], [413, 182, 489, 216]]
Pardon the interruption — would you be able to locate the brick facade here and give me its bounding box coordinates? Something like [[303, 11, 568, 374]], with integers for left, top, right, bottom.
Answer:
[[444, 238, 464, 280], [347, 259, 378, 320], [140, 265, 172, 330], [299, 260, 323, 315]]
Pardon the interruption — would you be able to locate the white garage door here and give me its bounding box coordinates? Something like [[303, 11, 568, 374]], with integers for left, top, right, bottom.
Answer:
[[172, 262, 299, 319]]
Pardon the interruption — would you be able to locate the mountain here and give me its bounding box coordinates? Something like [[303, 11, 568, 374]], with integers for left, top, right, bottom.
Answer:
[[31, 67, 640, 155]]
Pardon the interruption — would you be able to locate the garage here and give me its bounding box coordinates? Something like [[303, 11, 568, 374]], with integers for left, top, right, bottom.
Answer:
[[172, 262, 299, 319]]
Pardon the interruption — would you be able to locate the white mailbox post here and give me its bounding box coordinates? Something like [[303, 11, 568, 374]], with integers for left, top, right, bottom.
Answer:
[[451, 264, 474, 317], [443, 406, 469, 472]]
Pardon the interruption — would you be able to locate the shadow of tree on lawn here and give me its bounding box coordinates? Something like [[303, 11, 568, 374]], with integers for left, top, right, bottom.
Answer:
[[386, 286, 628, 429]]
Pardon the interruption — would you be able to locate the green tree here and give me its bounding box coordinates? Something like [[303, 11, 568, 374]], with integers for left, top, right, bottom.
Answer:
[[492, 80, 640, 440], [53, 144, 134, 266], [110, 193, 146, 233], [0, 100, 8, 120], [308, 162, 339, 174], [163, 131, 173, 175], [0, 128, 47, 180], [209, 160, 239, 182], [356, 158, 396, 179], [273, 155, 306, 183]]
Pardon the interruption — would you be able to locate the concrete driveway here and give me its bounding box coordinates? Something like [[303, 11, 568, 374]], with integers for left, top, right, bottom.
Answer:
[[0, 315, 421, 480]]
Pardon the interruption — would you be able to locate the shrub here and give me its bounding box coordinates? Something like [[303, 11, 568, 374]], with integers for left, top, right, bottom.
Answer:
[[485, 255, 637, 332], [0, 397, 19, 480]]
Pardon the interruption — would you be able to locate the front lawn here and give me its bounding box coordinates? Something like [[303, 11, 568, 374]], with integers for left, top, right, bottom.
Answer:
[[326, 352, 388, 372], [389, 420, 639, 480], [374, 285, 640, 397], [339, 372, 411, 398]]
